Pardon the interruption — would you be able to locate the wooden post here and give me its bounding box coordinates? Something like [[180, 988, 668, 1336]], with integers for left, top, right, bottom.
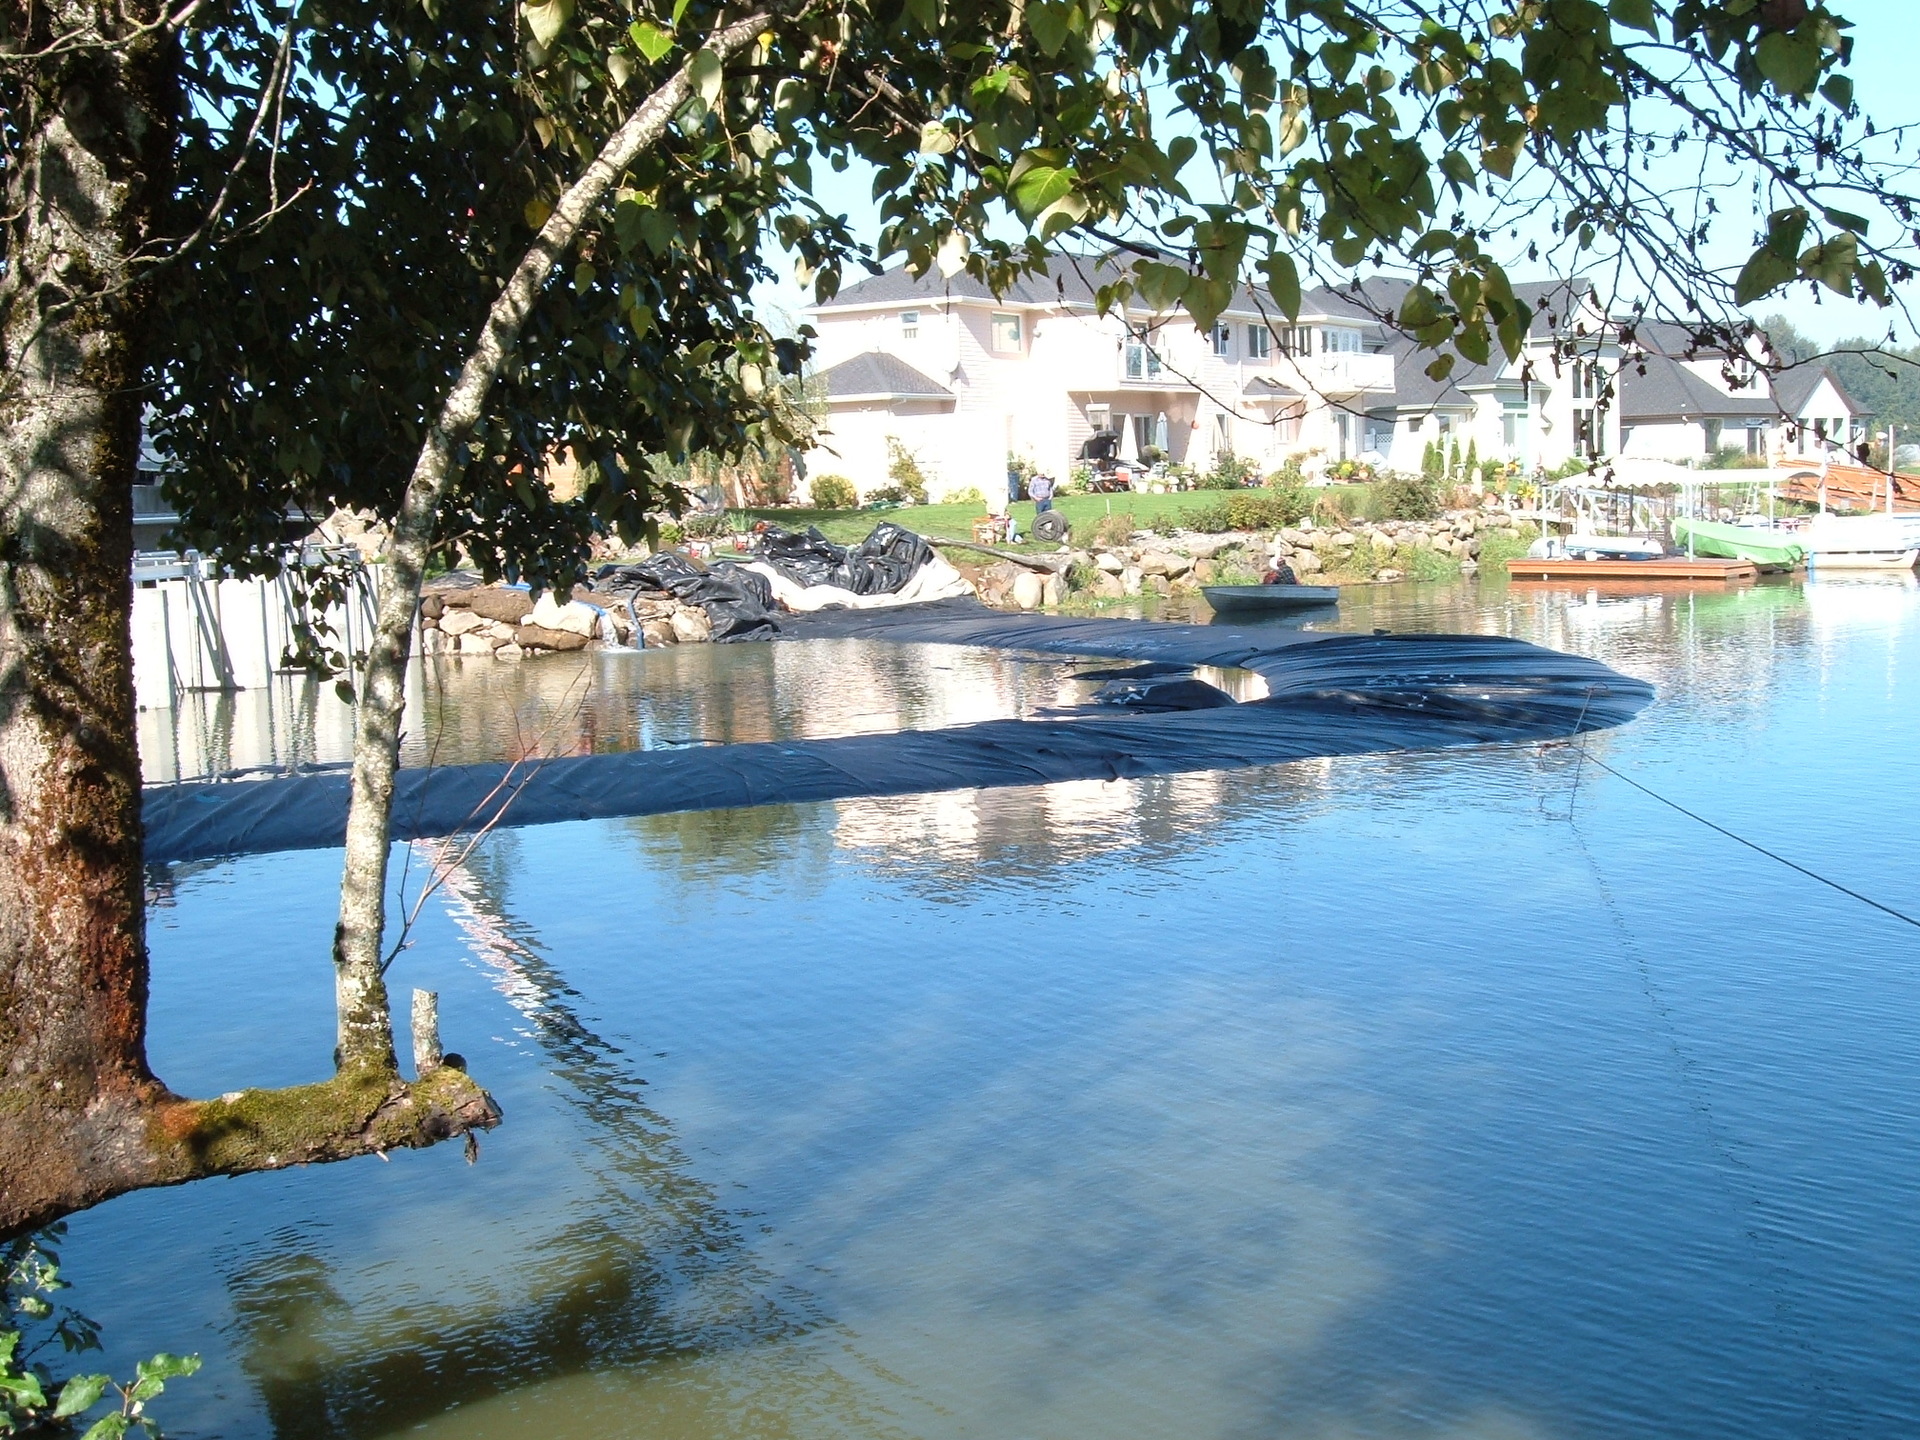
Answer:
[[411, 989, 442, 1075]]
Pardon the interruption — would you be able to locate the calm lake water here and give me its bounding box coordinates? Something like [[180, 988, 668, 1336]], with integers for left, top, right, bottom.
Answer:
[[69, 574, 1920, 1439]]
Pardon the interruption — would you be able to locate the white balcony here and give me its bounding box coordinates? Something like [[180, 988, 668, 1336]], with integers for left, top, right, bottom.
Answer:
[[1291, 350, 1396, 394]]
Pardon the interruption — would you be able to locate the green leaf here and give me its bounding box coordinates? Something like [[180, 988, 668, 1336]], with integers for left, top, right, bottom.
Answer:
[[1424, 353, 1456, 382], [1009, 163, 1073, 220], [0, 1373, 48, 1408], [918, 121, 956, 156], [1607, 0, 1657, 37], [1798, 231, 1859, 295], [1821, 74, 1853, 111], [1733, 244, 1796, 304], [1026, 0, 1072, 56], [80, 1415, 130, 1440], [54, 1373, 111, 1419], [607, 51, 633, 89], [630, 20, 673, 62], [1398, 285, 1444, 329], [1822, 207, 1869, 236], [1763, 205, 1809, 258], [134, 1354, 201, 1385], [1755, 31, 1820, 96], [688, 49, 723, 111], [520, 0, 572, 48], [1261, 252, 1301, 320], [1132, 261, 1189, 312]]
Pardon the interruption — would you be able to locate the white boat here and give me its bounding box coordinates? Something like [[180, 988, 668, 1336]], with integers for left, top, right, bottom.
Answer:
[[1803, 514, 1920, 572], [1554, 534, 1667, 560]]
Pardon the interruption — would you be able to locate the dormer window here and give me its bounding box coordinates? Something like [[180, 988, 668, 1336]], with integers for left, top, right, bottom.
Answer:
[[900, 309, 920, 340]]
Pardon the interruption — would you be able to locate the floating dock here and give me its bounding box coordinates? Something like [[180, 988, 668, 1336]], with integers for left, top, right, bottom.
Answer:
[[1506, 556, 1759, 583]]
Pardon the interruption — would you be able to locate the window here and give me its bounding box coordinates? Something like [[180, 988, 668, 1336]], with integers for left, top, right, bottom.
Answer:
[[991, 311, 1023, 353], [1571, 359, 1607, 401], [1245, 325, 1271, 360], [1124, 337, 1163, 381], [1276, 325, 1312, 356], [1502, 404, 1527, 449], [1210, 323, 1233, 358], [1276, 403, 1304, 444], [1746, 422, 1766, 456], [900, 310, 920, 340], [1213, 412, 1232, 450], [1320, 328, 1362, 354], [1704, 419, 1724, 451], [1574, 407, 1602, 458]]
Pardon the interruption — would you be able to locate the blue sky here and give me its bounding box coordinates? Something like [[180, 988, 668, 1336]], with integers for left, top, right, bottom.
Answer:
[[754, 0, 1920, 353]]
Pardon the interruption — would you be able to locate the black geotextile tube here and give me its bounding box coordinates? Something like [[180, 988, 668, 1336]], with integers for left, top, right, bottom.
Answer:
[[750, 522, 934, 596], [142, 601, 1654, 864], [591, 553, 779, 641]]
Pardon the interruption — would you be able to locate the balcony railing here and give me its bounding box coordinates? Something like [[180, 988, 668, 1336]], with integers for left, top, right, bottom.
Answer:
[[1293, 350, 1395, 394]]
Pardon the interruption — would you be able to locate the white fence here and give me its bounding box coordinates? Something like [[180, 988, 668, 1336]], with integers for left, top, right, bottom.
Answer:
[[131, 550, 377, 711]]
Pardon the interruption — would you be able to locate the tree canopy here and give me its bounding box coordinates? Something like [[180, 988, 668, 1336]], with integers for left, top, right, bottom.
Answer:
[[142, 0, 1918, 594]]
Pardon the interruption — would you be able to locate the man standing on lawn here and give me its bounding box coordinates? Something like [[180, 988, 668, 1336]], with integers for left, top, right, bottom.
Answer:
[[1029, 471, 1056, 517]]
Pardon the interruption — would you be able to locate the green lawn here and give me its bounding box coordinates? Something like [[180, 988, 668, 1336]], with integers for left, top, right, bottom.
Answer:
[[737, 491, 1229, 551]]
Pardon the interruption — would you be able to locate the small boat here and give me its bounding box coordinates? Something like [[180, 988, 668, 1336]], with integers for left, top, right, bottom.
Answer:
[[1669, 517, 1805, 572], [1562, 533, 1667, 560], [1201, 584, 1341, 613], [1803, 515, 1920, 572]]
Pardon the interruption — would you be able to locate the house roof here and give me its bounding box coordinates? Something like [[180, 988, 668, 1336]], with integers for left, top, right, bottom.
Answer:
[[815, 351, 952, 401], [1773, 362, 1867, 417], [818, 254, 1124, 311], [1243, 376, 1303, 399]]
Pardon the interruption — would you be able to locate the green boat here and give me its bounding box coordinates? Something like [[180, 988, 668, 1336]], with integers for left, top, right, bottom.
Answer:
[[1670, 517, 1806, 571]]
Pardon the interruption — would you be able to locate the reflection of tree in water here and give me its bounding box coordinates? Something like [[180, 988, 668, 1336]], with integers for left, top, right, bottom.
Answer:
[[619, 802, 837, 886], [224, 830, 829, 1440]]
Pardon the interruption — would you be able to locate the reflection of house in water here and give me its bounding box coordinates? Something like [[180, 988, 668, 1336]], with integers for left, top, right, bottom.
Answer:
[[832, 767, 1331, 883]]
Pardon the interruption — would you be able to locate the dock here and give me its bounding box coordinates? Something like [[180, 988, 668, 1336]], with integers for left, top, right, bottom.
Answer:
[[1506, 556, 1759, 583]]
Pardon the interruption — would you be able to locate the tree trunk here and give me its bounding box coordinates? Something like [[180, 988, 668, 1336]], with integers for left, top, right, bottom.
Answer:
[[329, 9, 774, 1032], [0, 0, 181, 1230], [0, 3, 497, 1239]]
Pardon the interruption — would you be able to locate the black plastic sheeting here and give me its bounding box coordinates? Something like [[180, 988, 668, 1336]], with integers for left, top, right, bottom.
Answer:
[[144, 601, 1653, 865], [751, 522, 935, 595], [590, 553, 779, 641]]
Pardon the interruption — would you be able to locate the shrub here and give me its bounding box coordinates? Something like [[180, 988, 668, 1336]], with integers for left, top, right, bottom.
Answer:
[[948, 486, 986, 508], [654, 519, 684, 547], [885, 437, 930, 504], [1373, 472, 1442, 521], [682, 509, 733, 539], [1092, 511, 1136, 546], [1477, 524, 1539, 572], [1065, 464, 1095, 493], [1194, 451, 1260, 489], [1405, 546, 1463, 581], [810, 473, 857, 509], [1224, 491, 1297, 530], [1178, 500, 1232, 532]]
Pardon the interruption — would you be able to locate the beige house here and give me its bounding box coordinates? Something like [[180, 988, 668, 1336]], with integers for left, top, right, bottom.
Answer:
[[800, 257, 1866, 500]]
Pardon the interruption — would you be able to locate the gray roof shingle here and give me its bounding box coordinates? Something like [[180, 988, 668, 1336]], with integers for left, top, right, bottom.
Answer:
[[816, 352, 952, 399]]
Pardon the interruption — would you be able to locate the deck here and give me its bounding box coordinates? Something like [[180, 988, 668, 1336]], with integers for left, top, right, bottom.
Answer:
[[1506, 556, 1759, 583]]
